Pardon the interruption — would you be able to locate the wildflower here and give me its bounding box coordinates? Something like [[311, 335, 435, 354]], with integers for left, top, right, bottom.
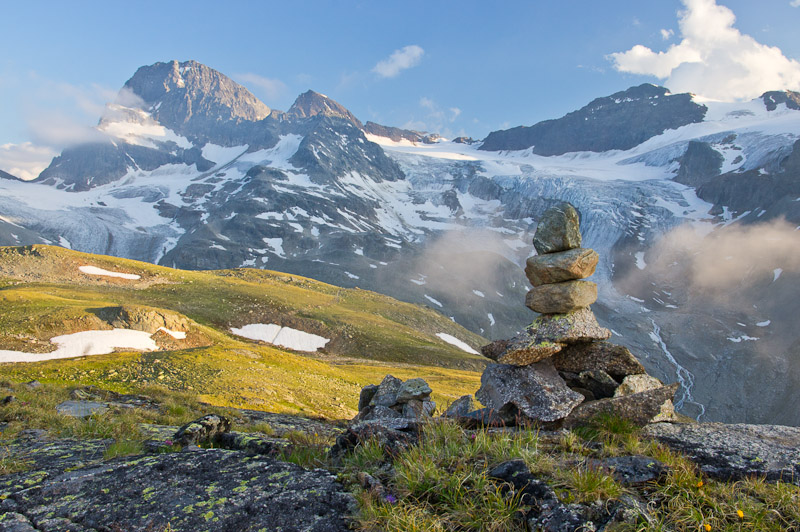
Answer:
[[164, 439, 173, 446], [696, 480, 704, 488], [384, 494, 397, 504], [737, 510, 744, 519], [703, 524, 711, 531], [470, 434, 476, 441]]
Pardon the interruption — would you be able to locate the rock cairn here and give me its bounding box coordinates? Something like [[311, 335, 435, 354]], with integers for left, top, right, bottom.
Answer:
[[353, 375, 436, 429], [476, 202, 678, 427]]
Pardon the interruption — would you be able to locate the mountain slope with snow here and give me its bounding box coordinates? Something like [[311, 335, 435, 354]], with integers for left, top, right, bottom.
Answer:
[[0, 60, 798, 425]]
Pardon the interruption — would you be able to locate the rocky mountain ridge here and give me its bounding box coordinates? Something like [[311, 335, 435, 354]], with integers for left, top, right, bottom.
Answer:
[[0, 59, 798, 425]]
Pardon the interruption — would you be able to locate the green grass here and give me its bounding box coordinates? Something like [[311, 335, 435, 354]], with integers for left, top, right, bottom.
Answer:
[[0, 245, 486, 418], [338, 417, 800, 532]]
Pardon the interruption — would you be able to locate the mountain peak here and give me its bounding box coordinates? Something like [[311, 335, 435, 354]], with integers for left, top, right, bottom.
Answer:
[[286, 90, 362, 128], [118, 60, 271, 138]]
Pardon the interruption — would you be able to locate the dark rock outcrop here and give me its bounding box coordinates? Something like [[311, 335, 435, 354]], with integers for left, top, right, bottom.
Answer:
[[761, 89, 800, 111], [0, 447, 353, 532], [674, 140, 724, 187], [480, 84, 706, 154]]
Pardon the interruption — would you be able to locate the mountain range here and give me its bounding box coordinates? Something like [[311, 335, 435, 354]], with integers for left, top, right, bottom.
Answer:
[[1, 59, 799, 425]]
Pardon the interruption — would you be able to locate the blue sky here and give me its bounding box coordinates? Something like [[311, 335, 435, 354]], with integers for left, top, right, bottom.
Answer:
[[2, 0, 799, 179]]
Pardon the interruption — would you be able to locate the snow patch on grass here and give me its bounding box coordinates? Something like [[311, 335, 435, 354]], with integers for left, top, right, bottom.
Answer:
[[79, 265, 141, 280], [230, 323, 330, 352], [0, 329, 158, 363], [435, 333, 479, 355]]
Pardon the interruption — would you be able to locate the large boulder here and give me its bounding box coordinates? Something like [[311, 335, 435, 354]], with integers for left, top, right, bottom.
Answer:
[[562, 383, 679, 428], [642, 422, 800, 484], [532, 202, 582, 255], [476, 360, 584, 423], [526, 308, 611, 344], [525, 280, 598, 314], [525, 248, 599, 286], [551, 342, 645, 380]]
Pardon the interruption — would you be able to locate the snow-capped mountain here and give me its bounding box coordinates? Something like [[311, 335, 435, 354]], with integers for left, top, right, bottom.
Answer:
[[1, 60, 799, 425]]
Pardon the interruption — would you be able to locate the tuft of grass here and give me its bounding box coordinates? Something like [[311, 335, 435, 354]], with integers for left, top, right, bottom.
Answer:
[[280, 430, 335, 468], [555, 463, 623, 503], [103, 439, 144, 459]]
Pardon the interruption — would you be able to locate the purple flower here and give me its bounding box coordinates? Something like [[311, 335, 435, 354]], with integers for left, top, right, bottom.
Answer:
[[164, 439, 173, 446], [384, 494, 397, 504]]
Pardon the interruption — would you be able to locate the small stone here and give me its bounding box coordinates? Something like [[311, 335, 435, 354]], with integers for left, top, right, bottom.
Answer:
[[55, 400, 109, 419], [395, 378, 432, 404], [590, 455, 668, 486], [528, 503, 597, 532], [489, 459, 557, 506], [441, 395, 474, 419], [525, 248, 599, 287], [562, 383, 679, 428], [551, 342, 645, 380], [577, 370, 619, 399], [533, 202, 582, 255], [1, 395, 16, 406], [24, 380, 42, 390], [173, 414, 231, 446], [614, 374, 663, 397], [526, 307, 611, 344], [422, 400, 436, 417], [369, 375, 403, 408], [357, 472, 386, 497], [476, 360, 584, 423], [525, 280, 598, 314]]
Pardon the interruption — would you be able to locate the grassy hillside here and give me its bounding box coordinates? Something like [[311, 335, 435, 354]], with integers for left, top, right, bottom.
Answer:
[[0, 245, 487, 418]]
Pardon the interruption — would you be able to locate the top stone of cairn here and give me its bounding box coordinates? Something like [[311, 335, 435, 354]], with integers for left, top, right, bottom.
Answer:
[[532, 202, 582, 255]]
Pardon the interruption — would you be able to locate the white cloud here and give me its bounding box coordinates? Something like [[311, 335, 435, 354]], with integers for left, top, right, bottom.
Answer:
[[791, 0, 800, 7], [0, 142, 57, 181], [402, 97, 462, 136], [234, 73, 287, 102], [372, 45, 425, 78], [609, 0, 800, 100], [660, 28, 674, 40]]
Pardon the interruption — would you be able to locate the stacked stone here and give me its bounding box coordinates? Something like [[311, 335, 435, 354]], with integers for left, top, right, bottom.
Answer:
[[476, 202, 678, 427], [353, 375, 436, 429]]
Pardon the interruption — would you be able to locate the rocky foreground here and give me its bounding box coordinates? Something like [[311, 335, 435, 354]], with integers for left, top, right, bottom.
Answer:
[[0, 380, 798, 532]]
